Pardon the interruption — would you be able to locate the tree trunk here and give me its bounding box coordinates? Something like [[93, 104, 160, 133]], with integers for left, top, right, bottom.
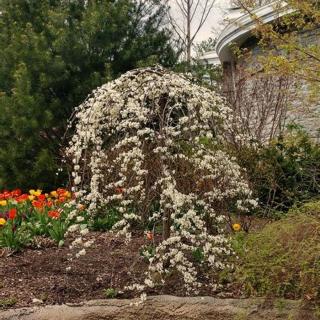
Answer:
[[162, 211, 171, 240], [186, 0, 191, 68]]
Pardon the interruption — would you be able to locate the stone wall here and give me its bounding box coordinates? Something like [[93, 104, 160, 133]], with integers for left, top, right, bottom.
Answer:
[[0, 296, 317, 320], [223, 29, 320, 141]]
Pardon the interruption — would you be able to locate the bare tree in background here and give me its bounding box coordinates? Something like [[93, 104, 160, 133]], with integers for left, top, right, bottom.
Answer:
[[232, 0, 274, 7], [225, 63, 294, 145], [165, 0, 216, 65]]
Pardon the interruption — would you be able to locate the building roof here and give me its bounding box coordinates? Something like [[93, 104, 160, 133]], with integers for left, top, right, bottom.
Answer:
[[197, 50, 220, 65], [215, 1, 293, 62]]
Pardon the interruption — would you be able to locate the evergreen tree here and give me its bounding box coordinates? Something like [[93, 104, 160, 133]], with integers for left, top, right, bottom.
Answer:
[[0, 0, 178, 189]]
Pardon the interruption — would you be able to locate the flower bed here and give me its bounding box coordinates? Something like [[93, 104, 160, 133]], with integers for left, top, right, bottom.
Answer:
[[0, 188, 87, 250]]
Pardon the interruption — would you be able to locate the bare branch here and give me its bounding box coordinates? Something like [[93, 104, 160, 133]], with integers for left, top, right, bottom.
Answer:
[[190, 0, 216, 43], [165, 0, 216, 64]]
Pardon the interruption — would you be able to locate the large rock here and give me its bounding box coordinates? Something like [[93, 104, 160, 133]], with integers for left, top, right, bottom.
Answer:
[[0, 295, 316, 320]]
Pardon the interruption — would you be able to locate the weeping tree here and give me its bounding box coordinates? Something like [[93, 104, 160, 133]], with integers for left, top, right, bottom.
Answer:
[[67, 66, 256, 294]]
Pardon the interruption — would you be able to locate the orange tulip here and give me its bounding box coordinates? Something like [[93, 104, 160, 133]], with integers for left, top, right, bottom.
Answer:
[[46, 200, 53, 207], [58, 196, 66, 203], [146, 231, 154, 241], [16, 194, 29, 202], [32, 200, 45, 209], [48, 210, 60, 219]]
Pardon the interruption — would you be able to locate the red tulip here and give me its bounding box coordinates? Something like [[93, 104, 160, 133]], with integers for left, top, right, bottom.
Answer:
[[37, 194, 46, 201], [48, 210, 60, 219], [11, 189, 22, 197], [16, 194, 29, 202], [32, 200, 45, 209], [8, 208, 17, 220]]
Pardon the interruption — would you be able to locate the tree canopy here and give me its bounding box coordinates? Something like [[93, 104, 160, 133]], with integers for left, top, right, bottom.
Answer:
[[0, 0, 178, 189]]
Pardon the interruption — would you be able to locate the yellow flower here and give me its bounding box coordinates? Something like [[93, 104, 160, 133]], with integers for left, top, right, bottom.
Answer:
[[64, 191, 71, 198], [29, 189, 36, 195], [50, 191, 58, 198], [34, 189, 42, 197], [28, 195, 35, 201], [0, 200, 7, 206], [232, 223, 241, 232], [0, 218, 6, 225]]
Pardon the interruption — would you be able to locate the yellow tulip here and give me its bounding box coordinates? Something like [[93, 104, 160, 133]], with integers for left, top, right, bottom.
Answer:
[[50, 191, 58, 198], [34, 189, 42, 197], [29, 189, 36, 195], [64, 191, 71, 198], [232, 223, 241, 232], [0, 218, 6, 225], [28, 195, 35, 201], [0, 200, 7, 206]]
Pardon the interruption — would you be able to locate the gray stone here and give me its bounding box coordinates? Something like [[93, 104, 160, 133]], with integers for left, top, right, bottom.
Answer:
[[0, 296, 317, 320]]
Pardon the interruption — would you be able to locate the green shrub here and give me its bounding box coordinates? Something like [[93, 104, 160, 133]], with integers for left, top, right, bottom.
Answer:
[[234, 213, 320, 301], [0, 298, 17, 308], [233, 126, 320, 216], [103, 288, 118, 299], [89, 208, 120, 232]]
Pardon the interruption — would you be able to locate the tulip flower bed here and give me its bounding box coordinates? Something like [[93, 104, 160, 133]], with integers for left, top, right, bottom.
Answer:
[[0, 188, 89, 250], [0, 188, 242, 308]]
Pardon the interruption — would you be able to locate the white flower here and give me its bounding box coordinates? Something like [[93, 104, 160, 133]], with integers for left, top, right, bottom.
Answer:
[[80, 228, 89, 236], [75, 249, 86, 258], [66, 66, 256, 294]]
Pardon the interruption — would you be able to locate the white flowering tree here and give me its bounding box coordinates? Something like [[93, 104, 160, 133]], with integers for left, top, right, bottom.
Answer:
[[67, 66, 256, 293]]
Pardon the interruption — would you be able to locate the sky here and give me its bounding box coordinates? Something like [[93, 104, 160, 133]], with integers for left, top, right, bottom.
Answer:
[[170, 0, 229, 45]]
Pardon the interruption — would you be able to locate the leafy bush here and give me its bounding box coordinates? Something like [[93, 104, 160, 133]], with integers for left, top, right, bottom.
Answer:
[[234, 213, 320, 301], [103, 288, 118, 299], [89, 208, 120, 232], [233, 126, 320, 216]]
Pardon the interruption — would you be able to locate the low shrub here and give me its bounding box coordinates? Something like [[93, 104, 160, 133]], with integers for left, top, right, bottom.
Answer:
[[234, 213, 320, 301], [288, 199, 320, 217], [232, 126, 320, 216]]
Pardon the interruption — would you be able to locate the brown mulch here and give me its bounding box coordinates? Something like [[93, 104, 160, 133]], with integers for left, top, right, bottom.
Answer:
[[0, 232, 240, 309]]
